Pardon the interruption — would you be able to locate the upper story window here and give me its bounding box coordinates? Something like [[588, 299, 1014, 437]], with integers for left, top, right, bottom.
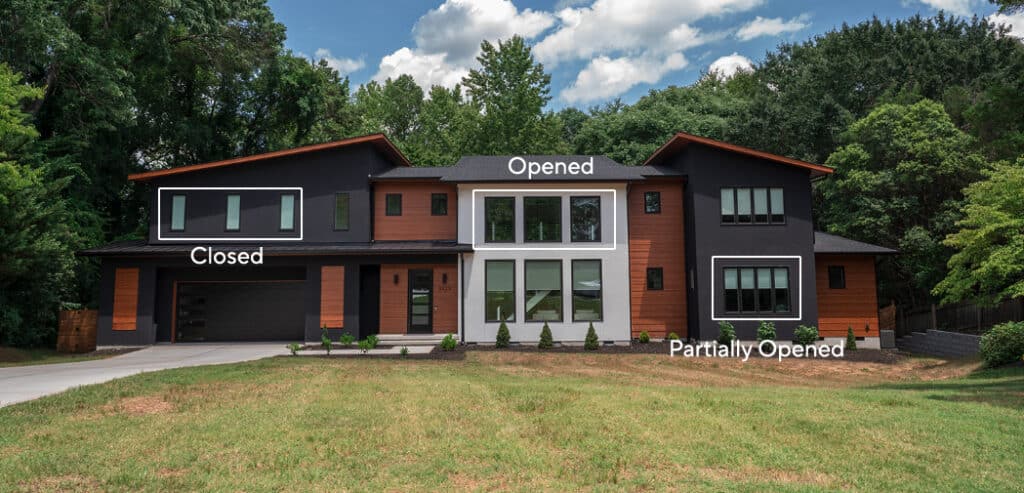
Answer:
[[485, 197, 515, 242], [431, 193, 448, 216], [828, 266, 846, 289], [570, 196, 601, 242], [171, 195, 186, 231], [721, 187, 784, 224], [385, 193, 402, 216], [280, 194, 295, 231], [225, 194, 240, 231], [723, 267, 790, 313], [644, 191, 661, 213], [334, 193, 350, 231], [524, 197, 561, 242], [646, 267, 664, 290]]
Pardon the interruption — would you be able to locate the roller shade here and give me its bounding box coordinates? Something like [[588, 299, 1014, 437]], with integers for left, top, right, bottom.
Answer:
[[572, 260, 601, 290], [486, 261, 514, 292], [526, 261, 561, 291]]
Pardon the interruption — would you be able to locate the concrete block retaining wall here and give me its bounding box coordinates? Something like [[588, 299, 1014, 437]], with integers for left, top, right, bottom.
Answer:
[[896, 329, 981, 358]]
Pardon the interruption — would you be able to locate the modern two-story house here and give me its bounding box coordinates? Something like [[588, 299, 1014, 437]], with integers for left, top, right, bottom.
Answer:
[[83, 132, 894, 347]]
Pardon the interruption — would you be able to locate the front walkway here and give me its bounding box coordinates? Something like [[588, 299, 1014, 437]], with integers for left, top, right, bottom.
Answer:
[[0, 343, 288, 407]]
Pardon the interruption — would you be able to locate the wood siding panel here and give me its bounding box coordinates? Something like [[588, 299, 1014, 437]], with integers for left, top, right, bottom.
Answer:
[[112, 268, 139, 331], [816, 254, 880, 337], [374, 182, 457, 240], [628, 182, 687, 338], [379, 263, 458, 334], [320, 266, 345, 328]]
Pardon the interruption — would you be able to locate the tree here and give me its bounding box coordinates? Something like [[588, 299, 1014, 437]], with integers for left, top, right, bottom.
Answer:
[[934, 160, 1024, 305], [463, 36, 566, 155], [355, 75, 424, 142], [402, 85, 477, 166], [991, 0, 1024, 13], [819, 99, 988, 305]]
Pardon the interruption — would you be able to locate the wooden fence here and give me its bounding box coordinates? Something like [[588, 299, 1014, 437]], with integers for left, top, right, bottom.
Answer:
[[886, 298, 1024, 338]]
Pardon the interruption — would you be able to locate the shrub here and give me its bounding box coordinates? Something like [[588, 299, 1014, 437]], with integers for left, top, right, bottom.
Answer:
[[287, 342, 301, 356], [440, 333, 458, 351], [400, 346, 409, 357], [584, 322, 599, 350], [756, 321, 776, 342], [358, 339, 372, 354], [846, 326, 857, 350], [637, 331, 650, 343], [365, 334, 379, 350], [667, 332, 680, 340], [339, 333, 355, 347], [495, 321, 510, 348], [538, 322, 554, 349], [793, 325, 819, 346], [980, 321, 1024, 368], [321, 326, 332, 355], [717, 321, 736, 345]]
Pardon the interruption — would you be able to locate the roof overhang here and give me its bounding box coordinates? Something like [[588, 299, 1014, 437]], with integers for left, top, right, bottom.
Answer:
[[644, 132, 834, 177]]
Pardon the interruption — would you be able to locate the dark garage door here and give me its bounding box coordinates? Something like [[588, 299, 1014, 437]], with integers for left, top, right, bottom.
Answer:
[[175, 281, 305, 342]]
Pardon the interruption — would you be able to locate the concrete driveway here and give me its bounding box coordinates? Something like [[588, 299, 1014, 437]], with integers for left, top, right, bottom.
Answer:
[[0, 343, 288, 407]]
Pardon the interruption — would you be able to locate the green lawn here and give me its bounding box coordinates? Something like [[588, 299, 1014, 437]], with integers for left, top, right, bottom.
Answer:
[[0, 353, 1021, 492], [0, 347, 116, 368]]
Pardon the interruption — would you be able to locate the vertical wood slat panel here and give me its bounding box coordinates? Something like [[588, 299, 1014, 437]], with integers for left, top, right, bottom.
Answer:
[[628, 182, 687, 338], [815, 254, 880, 337], [320, 266, 345, 328], [112, 268, 139, 331]]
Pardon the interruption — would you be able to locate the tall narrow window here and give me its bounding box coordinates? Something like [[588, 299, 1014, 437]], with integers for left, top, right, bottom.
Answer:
[[724, 268, 739, 312], [431, 193, 448, 216], [171, 195, 186, 231], [720, 189, 735, 223], [485, 260, 515, 322], [770, 188, 785, 223], [570, 196, 601, 242], [736, 188, 752, 223], [572, 260, 602, 321], [225, 194, 240, 231], [828, 265, 846, 289], [646, 267, 664, 290], [753, 188, 769, 224], [484, 197, 515, 242], [740, 268, 755, 311], [644, 191, 661, 213], [385, 194, 402, 216], [774, 268, 790, 312], [334, 193, 350, 230], [524, 197, 561, 242], [525, 260, 562, 322], [280, 194, 295, 231], [757, 267, 772, 310]]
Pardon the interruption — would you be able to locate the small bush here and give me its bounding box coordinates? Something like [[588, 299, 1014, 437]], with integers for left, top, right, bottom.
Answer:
[[358, 339, 372, 354], [638, 331, 651, 343], [538, 322, 554, 349], [756, 321, 776, 342], [793, 325, 819, 346], [365, 334, 379, 350], [667, 332, 680, 340], [400, 346, 409, 357], [846, 326, 857, 350], [584, 322, 599, 350], [717, 321, 736, 345], [980, 321, 1024, 368], [495, 321, 510, 348], [440, 333, 458, 351], [287, 342, 301, 356], [339, 333, 355, 347], [321, 326, 332, 355]]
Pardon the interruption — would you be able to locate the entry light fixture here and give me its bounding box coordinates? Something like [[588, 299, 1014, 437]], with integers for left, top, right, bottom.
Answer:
[[442, 273, 448, 284], [393, 273, 400, 285]]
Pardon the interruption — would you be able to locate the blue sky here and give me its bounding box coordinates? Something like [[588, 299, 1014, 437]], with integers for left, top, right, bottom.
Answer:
[[267, 0, 1016, 109]]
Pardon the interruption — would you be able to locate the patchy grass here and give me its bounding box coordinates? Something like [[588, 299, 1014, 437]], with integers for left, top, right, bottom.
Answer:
[[0, 353, 1021, 492], [0, 347, 127, 368]]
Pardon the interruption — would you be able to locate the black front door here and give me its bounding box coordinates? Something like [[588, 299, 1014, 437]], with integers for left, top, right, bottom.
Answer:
[[408, 269, 433, 333], [359, 265, 381, 339]]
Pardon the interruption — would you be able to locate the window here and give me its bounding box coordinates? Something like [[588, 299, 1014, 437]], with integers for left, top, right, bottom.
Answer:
[[385, 193, 402, 216], [646, 267, 664, 290], [828, 265, 846, 289], [524, 197, 561, 242], [225, 194, 240, 231], [525, 260, 562, 322], [280, 194, 295, 231], [334, 193, 350, 230], [484, 197, 515, 242], [431, 193, 448, 216], [570, 196, 601, 242], [171, 195, 186, 231], [644, 191, 661, 213], [721, 187, 785, 224], [572, 260, 602, 321], [723, 267, 790, 313], [485, 260, 515, 322]]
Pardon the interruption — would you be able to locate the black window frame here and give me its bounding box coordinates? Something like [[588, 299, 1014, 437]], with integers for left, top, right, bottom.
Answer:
[[644, 191, 661, 214], [385, 193, 402, 216], [722, 266, 792, 314], [524, 196, 562, 243], [570, 196, 601, 243], [279, 193, 296, 232], [484, 196, 516, 243], [431, 192, 448, 216], [571, 259, 603, 322], [524, 259, 563, 323], [828, 265, 846, 289], [170, 194, 186, 232], [225, 194, 241, 232], [646, 267, 664, 290], [484, 260, 516, 323], [333, 192, 350, 231], [720, 187, 786, 225]]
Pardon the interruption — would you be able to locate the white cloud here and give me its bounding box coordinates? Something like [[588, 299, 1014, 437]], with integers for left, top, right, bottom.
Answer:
[[312, 49, 365, 76], [914, 0, 976, 16], [735, 14, 810, 41], [708, 52, 753, 78], [374, 48, 470, 88], [989, 12, 1024, 38], [561, 52, 687, 103]]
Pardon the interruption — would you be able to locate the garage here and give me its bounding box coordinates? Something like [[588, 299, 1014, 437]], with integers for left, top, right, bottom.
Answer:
[[174, 281, 305, 342]]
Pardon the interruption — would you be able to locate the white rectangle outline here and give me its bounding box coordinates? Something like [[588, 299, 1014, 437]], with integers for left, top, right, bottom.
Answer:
[[711, 255, 802, 321], [471, 188, 617, 251], [157, 187, 304, 241]]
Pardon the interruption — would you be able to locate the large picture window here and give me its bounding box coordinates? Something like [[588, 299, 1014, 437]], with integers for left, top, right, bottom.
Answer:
[[525, 260, 562, 322], [572, 260, 602, 321], [723, 266, 790, 313], [334, 193, 350, 230], [484, 197, 515, 242], [570, 196, 601, 242], [721, 187, 785, 224], [170, 194, 186, 231], [524, 197, 561, 242], [485, 260, 515, 323], [225, 194, 240, 231]]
